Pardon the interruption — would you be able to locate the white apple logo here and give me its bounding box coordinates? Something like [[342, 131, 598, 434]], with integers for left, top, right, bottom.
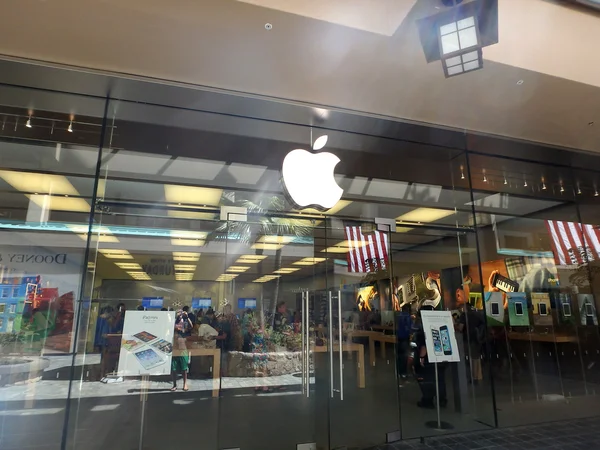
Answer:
[[282, 148, 343, 211]]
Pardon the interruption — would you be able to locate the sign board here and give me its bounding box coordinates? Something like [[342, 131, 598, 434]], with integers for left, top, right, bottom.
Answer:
[[141, 297, 164, 309], [420, 310, 460, 363], [117, 311, 175, 376]]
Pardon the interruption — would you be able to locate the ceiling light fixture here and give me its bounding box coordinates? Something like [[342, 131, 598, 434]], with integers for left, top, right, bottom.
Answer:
[[26, 116, 32, 128], [524, 180, 527, 188], [595, 190, 599, 197], [68, 120, 73, 133], [578, 185, 582, 195], [460, 165, 465, 180], [560, 185, 565, 193], [438, 16, 483, 77], [312, 135, 328, 150]]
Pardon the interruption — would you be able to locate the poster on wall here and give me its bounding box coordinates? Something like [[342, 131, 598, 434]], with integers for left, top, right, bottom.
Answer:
[[141, 297, 164, 309], [117, 311, 175, 376], [577, 294, 598, 326], [531, 293, 553, 326], [507, 292, 529, 326], [484, 292, 505, 326], [558, 293, 575, 324], [420, 310, 460, 363]]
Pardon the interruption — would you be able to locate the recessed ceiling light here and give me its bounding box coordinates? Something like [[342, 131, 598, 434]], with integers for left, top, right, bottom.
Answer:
[[227, 266, 250, 273], [396, 208, 455, 223], [115, 262, 142, 270]]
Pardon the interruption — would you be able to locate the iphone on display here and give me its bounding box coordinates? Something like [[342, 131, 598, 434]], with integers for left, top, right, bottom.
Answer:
[[515, 302, 524, 316], [491, 302, 500, 316], [431, 328, 443, 356], [586, 303, 594, 317], [562, 303, 572, 317], [440, 325, 452, 356], [539, 303, 548, 316]]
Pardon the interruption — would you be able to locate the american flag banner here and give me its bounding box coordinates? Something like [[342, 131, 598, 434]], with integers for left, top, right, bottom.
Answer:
[[344, 226, 389, 273], [545, 220, 600, 266]]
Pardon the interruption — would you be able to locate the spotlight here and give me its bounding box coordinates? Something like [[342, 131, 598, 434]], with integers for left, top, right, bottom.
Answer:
[[596, 190, 599, 197], [483, 175, 487, 183], [542, 183, 547, 190], [68, 120, 73, 133], [524, 180, 528, 188], [503, 177, 507, 185], [26, 116, 32, 128], [460, 165, 465, 180], [560, 185, 565, 193], [578, 186, 582, 195]]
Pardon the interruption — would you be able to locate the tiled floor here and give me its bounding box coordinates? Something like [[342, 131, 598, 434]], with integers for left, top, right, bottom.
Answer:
[[364, 416, 600, 449]]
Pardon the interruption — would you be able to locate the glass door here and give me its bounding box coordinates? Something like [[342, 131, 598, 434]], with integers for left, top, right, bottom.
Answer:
[[320, 218, 402, 449], [216, 211, 318, 450]]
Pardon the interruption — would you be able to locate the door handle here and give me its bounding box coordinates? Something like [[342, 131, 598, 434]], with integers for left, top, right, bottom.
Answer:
[[328, 291, 334, 398], [301, 291, 307, 397], [337, 290, 344, 401], [305, 291, 311, 398]]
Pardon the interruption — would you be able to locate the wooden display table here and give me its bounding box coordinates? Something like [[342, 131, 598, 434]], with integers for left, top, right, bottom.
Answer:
[[507, 332, 578, 344], [313, 342, 366, 388], [175, 345, 222, 398], [369, 333, 397, 367], [370, 325, 395, 332]]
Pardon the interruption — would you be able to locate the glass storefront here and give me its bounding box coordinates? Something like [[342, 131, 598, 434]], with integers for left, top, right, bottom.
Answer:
[[1, 84, 600, 450]]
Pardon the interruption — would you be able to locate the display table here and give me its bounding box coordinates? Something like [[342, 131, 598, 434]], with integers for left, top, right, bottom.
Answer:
[[368, 333, 396, 366], [313, 342, 365, 388], [507, 332, 578, 343], [176, 345, 221, 398], [370, 325, 395, 332]]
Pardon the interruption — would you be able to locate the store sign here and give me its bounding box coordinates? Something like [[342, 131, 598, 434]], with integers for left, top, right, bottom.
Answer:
[[420, 310, 460, 363], [282, 149, 343, 211], [0, 252, 67, 264]]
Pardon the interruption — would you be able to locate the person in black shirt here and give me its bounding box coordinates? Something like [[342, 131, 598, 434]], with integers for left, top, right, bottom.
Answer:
[[182, 305, 196, 327], [273, 301, 289, 332]]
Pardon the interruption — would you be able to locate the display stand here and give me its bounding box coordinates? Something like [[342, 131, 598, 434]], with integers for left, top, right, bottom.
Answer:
[[138, 374, 149, 450], [425, 363, 453, 430]]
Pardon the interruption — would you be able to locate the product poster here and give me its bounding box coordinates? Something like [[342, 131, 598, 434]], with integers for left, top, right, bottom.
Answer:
[[507, 292, 529, 326], [531, 293, 553, 326], [577, 294, 598, 326], [420, 310, 460, 363], [117, 311, 175, 376], [484, 292, 505, 326], [558, 293, 575, 324]]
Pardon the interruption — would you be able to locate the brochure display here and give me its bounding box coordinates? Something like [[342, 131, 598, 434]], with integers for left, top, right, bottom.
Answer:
[[507, 292, 529, 326], [421, 310, 459, 430], [118, 311, 175, 376], [578, 294, 598, 326], [531, 293, 552, 326], [484, 292, 505, 326], [421, 310, 460, 363]]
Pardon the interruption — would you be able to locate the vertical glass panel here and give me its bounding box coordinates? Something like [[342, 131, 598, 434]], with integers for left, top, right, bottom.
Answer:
[[0, 85, 105, 450], [468, 153, 590, 426]]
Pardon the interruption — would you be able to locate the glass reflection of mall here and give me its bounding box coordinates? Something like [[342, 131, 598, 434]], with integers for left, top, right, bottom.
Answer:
[[1, 83, 600, 450]]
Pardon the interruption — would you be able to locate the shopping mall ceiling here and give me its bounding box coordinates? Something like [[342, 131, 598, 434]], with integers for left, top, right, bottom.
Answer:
[[0, 0, 599, 152]]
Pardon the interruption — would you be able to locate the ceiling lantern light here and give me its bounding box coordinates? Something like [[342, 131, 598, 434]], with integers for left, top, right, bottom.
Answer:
[[438, 16, 483, 77], [416, 0, 499, 79]]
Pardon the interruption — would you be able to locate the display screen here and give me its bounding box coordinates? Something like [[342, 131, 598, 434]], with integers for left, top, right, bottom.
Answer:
[[141, 297, 164, 309], [134, 348, 164, 370], [238, 298, 257, 309], [491, 302, 500, 316], [133, 331, 158, 343], [440, 326, 452, 355], [539, 303, 548, 316], [515, 302, 524, 316], [150, 338, 173, 354], [192, 298, 212, 309], [562, 303, 572, 317]]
